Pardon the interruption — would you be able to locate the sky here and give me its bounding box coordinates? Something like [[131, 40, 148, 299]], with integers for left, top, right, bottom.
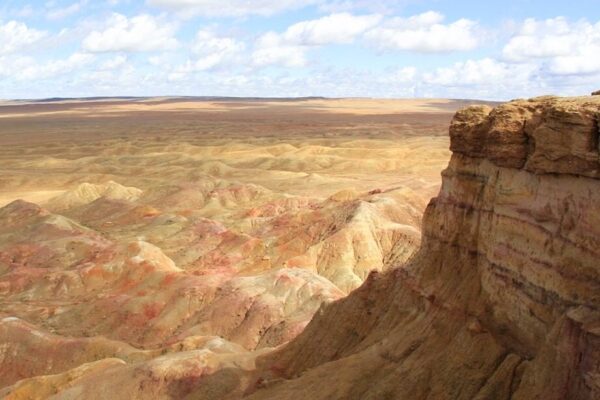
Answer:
[[1, 0, 599, 100]]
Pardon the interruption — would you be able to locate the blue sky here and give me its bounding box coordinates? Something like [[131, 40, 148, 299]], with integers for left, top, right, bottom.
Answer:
[[0, 0, 599, 100]]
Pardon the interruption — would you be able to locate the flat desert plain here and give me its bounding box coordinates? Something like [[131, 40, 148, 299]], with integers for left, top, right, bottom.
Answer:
[[0, 97, 492, 397]]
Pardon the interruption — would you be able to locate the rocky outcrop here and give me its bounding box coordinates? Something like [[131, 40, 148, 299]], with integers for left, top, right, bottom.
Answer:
[[449, 96, 600, 176], [245, 95, 600, 399]]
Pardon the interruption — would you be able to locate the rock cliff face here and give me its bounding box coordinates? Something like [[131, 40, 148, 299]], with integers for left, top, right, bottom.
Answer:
[[247, 96, 600, 399]]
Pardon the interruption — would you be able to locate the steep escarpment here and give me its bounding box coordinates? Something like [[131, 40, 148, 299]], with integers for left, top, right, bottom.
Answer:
[[246, 96, 600, 399]]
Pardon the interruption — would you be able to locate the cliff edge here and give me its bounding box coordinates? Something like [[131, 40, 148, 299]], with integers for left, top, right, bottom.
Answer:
[[247, 95, 600, 400]]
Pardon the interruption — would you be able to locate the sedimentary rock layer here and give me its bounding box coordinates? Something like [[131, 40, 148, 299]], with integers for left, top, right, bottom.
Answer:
[[245, 95, 600, 400]]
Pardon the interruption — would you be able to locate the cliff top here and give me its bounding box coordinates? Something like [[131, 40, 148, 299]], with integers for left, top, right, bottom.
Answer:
[[450, 95, 600, 178]]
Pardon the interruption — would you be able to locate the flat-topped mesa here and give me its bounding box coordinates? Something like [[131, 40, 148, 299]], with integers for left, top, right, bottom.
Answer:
[[449, 96, 600, 176], [246, 96, 600, 400]]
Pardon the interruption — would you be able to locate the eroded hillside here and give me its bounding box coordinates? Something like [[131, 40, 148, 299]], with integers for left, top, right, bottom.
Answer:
[[0, 98, 464, 398]]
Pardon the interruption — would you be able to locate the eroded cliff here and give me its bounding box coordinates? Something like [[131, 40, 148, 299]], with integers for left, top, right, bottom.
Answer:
[[245, 95, 600, 400]]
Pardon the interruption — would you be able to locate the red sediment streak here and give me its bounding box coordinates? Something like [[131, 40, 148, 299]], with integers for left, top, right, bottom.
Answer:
[[160, 273, 177, 287], [269, 363, 287, 377], [241, 238, 261, 253], [286, 258, 306, 268], [245, 207, 262, 217], [84, 265, 111, 279], [118, 277, 139, 292], [143, 303, 162, 320]]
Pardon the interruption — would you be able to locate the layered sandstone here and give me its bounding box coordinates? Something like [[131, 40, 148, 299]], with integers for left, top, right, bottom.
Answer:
[[244, 95, 600, 399]]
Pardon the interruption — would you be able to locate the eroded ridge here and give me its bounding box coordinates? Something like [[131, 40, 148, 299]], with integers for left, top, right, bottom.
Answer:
[[0, 98, 454, 399]]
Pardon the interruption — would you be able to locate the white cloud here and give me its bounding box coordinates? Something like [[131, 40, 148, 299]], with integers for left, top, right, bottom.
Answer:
[[502, 18, 574, 61], [251, 13, 380, 68], [419, 57, 549, 99], [173, 29, 245, 74], [82, 13, 178, 53], [384, 66, 417, 83], [252, 32, 307, 68], [318, 0, 400, 13], [0, 52, 95, 81], [159, 30, 247, 82], [423, 58, 533, 86], [176, 30, 245, 72], [146, 0, 320, 17], [148, 54, 170, 66], [0, 55, 33, 78], [0, 20, 46, 55], [550, 44, 600, 75], [100, 54, 128, 69], [252, 10, 477, 66], [392, 11, 446, 28], [283, 13, 381, 45], [503, 17, 600, 75], [364, 11, 480, 52], [83, 59, 138, 92]]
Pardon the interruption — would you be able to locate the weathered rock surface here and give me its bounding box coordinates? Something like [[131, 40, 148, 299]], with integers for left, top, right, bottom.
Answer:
[[243, 95, 600, 399]]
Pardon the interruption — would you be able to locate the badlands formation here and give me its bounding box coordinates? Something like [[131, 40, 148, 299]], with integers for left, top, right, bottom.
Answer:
[[1, 95, 598, 399], [0, 97, 461, 397]]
